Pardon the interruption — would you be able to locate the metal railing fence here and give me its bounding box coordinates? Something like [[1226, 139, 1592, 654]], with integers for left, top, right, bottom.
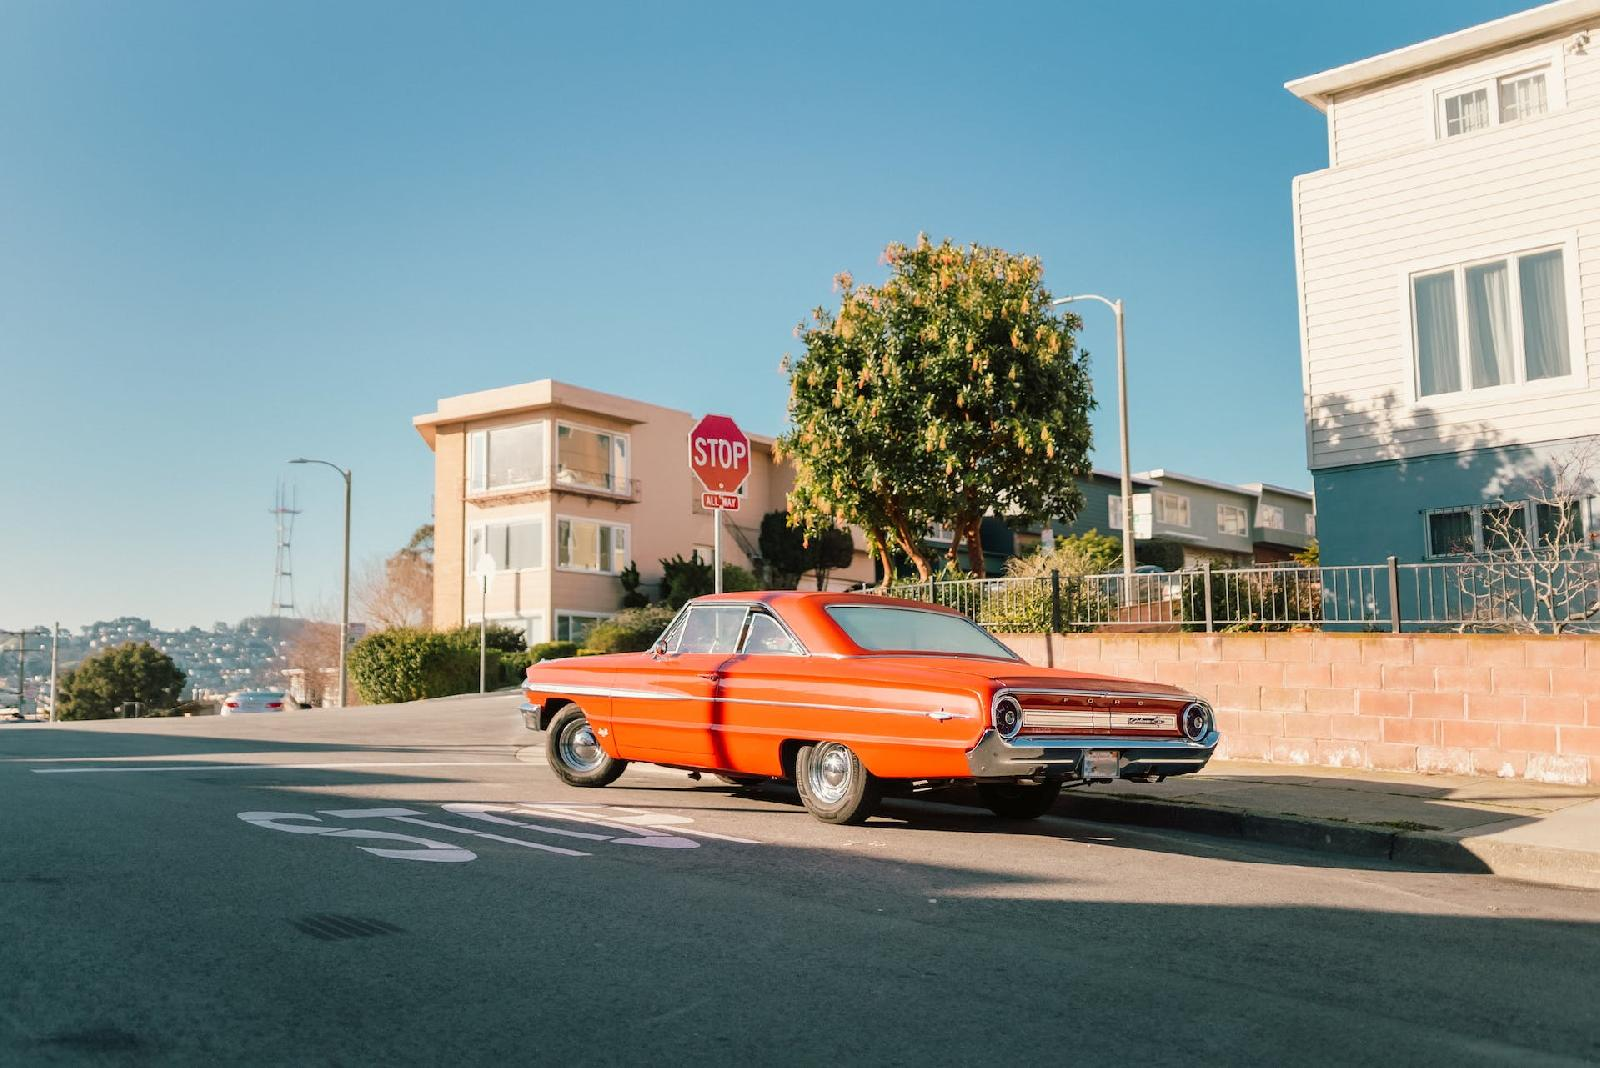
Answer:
[[879, 556, 1600, 634]]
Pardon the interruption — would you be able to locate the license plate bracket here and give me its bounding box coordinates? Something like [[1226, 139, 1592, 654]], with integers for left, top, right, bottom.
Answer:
[[1084, 749, 1120, 782]]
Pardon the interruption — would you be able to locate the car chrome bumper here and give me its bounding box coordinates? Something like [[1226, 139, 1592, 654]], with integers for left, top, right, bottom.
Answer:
[[965, 728, 1220, 781], [520, 701, 542, 731]]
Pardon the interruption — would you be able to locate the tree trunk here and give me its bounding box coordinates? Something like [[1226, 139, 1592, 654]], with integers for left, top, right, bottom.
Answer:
[[965, 517, 986, 577]]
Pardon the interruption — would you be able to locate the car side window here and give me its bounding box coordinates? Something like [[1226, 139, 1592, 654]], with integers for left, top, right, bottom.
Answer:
[[739, 612, 801, 656], [673, 605, 748, 655]]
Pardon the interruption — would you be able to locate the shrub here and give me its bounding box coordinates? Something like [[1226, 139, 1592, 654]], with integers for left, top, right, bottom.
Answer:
[[618, 562, 651, 608], [721, 563, 760, 593], [348, 628, 482, 704], [528, 640, 580, 662], [660, 552, 714, 607], [499, 650, 536, 686], [580, 605, 677, 654]]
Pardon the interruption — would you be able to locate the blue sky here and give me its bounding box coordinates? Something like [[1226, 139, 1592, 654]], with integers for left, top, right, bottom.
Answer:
[[1, 0, 1537, 630]]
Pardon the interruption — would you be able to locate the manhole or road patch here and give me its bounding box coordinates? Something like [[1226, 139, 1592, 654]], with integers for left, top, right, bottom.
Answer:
[[292, 914, 405, 941]]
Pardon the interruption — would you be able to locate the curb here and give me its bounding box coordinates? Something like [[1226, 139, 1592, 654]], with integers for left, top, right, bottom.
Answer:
[[1054, 792, 1600, 891]]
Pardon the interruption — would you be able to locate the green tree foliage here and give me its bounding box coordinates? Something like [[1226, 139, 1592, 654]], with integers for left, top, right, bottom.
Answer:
[[618, 562, 650, 608], [57, 642, 187, 720], [758, 511, 810, 589], [660, 552, 713, 608], [1005, 529, 1122, 579], [758, 511, 856, 590], [721, 563, 760, 593], [778, 235, 1095, 581], [1294, 540, 1320, 567], [581, 605, 677, 654], [1135, 539, 1187, 573]]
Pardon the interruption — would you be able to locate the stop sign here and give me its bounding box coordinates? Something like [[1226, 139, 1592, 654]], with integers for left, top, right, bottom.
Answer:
[[688, 414, 751, 495]]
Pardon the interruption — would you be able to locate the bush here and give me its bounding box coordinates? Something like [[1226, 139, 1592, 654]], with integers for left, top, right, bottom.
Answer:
[[580, 605, 677, 654], [529, 640, 580, 662], [721, 563, 760, 593], [499, 650, 536, 686], [349, 628, 483, 704], [57, 642, 187, 721], [618, 562, 650, 608], [660, 552, 714, 608]]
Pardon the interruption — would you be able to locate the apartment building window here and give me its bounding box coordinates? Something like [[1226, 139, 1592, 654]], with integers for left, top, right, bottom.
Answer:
[[1154, 492, 1190, 527], [1257, 504, 1285, 530], [1412, 246, 1572, 398], [468, 613, 547, 646], [555, 612, 608, 644], [468, 517, 546, 572], [1436, 66, 1549, 138], [1305, 514, 1317, 537], [1217, 504, 1248, 537], [557, 516, 628, 574], [468, 421, 547, 493], [557, 423, 630, 493]]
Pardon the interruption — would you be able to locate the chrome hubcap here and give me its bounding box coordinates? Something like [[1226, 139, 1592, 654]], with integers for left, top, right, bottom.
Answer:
[[807, 743, 853, 805], [559, 717, 605, 773]]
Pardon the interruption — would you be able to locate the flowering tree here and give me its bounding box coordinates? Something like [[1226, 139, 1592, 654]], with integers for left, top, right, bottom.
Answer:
[[778, 236, 1095, 581]]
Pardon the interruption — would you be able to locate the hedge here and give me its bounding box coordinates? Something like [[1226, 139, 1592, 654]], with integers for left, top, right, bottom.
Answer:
[[349, 628, 486, 704], [581, 605, 676, 654]]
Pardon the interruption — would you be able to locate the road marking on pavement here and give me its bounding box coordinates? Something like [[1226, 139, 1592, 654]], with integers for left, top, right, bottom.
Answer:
[[33, 761, 524, 775], [236, 802, 756, 864]]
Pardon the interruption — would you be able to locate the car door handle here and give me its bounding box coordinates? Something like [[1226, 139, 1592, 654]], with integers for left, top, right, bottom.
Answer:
[[697, 672, 720, 681], [927, 710, 956, 721]]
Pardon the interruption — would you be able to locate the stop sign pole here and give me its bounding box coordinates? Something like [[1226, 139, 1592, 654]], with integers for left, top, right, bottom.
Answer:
[[687, 414, 751, 593]]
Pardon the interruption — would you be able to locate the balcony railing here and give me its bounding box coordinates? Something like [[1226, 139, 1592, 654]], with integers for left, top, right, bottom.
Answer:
[[468, 465, 642, 504]]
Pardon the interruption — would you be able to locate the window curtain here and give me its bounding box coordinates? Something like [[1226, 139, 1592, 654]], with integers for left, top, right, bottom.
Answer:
[[1499, 74, 1547, 122], [1520, 250, 1571, 381], [1414, 272, 1460, 396], [1465, 261, 1514, 388]]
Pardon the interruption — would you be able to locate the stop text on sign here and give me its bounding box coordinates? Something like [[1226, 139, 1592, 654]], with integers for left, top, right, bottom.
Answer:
[[687, 413, 752, 498]]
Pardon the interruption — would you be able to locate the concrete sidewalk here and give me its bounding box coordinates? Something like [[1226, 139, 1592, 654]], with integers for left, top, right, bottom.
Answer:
[[1058, 760, 1600, 890]]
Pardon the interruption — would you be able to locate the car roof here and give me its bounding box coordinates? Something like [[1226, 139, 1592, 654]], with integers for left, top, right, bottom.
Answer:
[[685, 590, 973, 656]]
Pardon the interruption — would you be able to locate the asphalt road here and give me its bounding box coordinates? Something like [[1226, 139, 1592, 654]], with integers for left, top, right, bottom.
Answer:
[[2, 696, 1598, 1067]]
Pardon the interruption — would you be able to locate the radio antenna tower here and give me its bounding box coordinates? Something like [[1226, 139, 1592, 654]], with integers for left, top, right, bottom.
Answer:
[[270, 482, 302, 617]]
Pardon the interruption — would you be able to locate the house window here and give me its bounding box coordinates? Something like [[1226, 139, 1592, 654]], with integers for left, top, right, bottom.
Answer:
[[1305, 514, 1317, 537], [1437, 67, 1549, 138], [1108, 495, 1123, 530], [1257, 504, 1285, 530], [556, 424, 630, 493], [1441, 87, 1490, 136], [555, 612, 608, 644], [1535, 500, 1586, 548], [1154, 492, 1190, 527], [1480, 503, 1526, 553], [1498, 71, 1548, 123], [1217, 504, 1248, 537], [557, 517, 628, 574], [468, 518, 546, 572], [1412, 246, 1571, 398], [1425, 508, 1476, 557], [467, 421, 547, 493], [926, 523, 955, 543]]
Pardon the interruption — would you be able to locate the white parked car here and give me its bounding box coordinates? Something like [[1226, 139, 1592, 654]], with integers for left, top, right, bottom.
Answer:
[[220, 690, 290, 715]]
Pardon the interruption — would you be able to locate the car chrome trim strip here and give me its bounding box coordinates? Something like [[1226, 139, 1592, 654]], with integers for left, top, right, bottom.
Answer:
[[603, 715, 973, 749], [523, 683, 976, 720], [1005, 687, 1197, 704]]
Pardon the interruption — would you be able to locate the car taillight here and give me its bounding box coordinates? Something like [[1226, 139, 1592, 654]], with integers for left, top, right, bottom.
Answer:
[[266, 702, 282, 709], [992, 693, 1023, 741], [1181, 702, 1213, 741], [225, 702, 239, 709]]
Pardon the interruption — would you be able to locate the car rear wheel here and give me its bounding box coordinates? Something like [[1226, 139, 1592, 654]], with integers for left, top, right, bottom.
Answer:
[[795, 742, 880, 824], [978, 780, 1063, 820], [546, 704, 626, 788]]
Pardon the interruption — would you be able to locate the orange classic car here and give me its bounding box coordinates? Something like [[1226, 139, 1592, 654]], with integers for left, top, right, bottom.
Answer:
[[520, 591, 1219, 824]]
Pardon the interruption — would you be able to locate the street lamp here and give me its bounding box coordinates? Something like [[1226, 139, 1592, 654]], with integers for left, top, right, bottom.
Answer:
[[290, 457, 352, 707], [1051, 293, 1134, 584]]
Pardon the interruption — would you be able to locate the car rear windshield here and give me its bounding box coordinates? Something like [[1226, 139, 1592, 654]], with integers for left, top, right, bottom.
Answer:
[[825, 606, 1018, 659]]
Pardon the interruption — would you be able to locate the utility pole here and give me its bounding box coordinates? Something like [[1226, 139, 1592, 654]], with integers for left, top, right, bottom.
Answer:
[[16, 628, 25, 719], [49, 624, 59, 722]]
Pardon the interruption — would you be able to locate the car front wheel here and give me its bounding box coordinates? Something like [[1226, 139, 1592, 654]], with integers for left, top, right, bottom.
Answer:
[[546, 704, 626, 788], [978, 780, 1063, 820], [795, 742, 880, 824]]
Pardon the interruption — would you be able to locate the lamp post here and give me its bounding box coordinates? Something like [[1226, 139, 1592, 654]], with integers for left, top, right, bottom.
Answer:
[[290, 458, 352, 707], [1051, 293, 1134, 584]]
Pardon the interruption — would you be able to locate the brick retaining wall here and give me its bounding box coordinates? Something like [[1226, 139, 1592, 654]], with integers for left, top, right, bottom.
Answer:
[[1003, 633, 1600, 785]]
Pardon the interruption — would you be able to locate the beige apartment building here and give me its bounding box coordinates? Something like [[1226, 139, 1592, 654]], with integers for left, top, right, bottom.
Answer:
[[413, 379, 877, 644]]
